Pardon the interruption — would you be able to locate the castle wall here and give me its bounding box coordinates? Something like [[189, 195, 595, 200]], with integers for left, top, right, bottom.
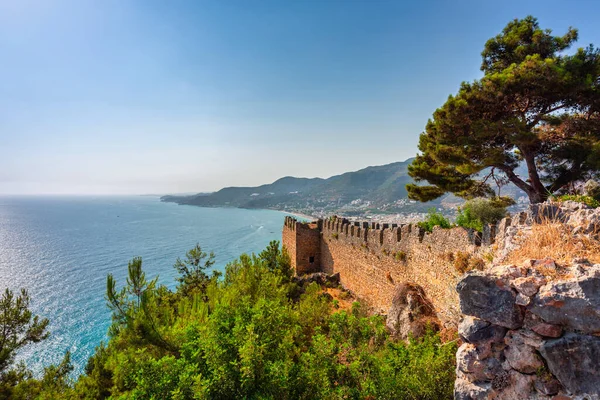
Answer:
[[320, 218, 483, 325], [283, 214, 514, 326]]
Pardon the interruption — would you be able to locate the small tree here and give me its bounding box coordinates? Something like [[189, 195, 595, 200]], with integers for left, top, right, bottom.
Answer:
[[418, 209, 452, 232], [106, 258, 175, 352], [258, 240, 293, 281], [0, 288, 49, 396], [456, 197, 514, 232], [407, 16, 600, 204], [173, 243, 215, 295]]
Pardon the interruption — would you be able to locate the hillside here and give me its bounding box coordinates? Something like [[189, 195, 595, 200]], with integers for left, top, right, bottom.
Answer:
[[161, 158, 528, 217], [161, 159, 426, 214]]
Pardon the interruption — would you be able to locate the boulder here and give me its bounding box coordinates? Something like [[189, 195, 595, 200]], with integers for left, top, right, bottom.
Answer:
[[458, 316, 507, 344], [386, 283, 438, 339], [528, 202, 564, 223], [539, 333, 600, 395], [293, 272, 340, 286], [529, 274, 600, 333], [456, 273, 524, 329]]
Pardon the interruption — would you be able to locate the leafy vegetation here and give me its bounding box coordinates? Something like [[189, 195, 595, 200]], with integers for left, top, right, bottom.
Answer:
[[418, 209, 453, 232], [552, 194, 600, 208], [455, 197, 514, 232], [407, 16, 600, 204], [4, 241, 456, 399]]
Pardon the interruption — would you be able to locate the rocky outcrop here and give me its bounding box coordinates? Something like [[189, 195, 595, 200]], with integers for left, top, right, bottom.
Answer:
[[455, 259, 600, 399], [386, 283, 439, 339]]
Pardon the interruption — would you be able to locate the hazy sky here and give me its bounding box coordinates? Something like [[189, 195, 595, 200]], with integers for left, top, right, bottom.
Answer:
[[1, 0, 599, 195]]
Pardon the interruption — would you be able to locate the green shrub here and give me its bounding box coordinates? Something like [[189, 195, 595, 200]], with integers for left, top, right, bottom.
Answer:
[[418, 209, 452, 233], [553, 194, 600, 208], [456, 197, 513, 232]]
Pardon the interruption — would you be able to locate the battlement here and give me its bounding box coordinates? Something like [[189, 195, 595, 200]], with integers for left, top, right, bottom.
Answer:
[[282, 214, 515, 324]]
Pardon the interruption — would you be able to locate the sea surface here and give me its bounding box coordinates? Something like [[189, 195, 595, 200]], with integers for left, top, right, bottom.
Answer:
[[0, 196, 295, 376]]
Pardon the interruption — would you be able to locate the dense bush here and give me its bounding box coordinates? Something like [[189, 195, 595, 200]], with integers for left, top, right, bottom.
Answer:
[[455, 197, 513, 232], [10, 241, 457, 399], [418, 209, 452, 232]]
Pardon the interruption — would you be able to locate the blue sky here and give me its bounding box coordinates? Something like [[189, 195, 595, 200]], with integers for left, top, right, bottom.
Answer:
[[1, 0, 599, 194]]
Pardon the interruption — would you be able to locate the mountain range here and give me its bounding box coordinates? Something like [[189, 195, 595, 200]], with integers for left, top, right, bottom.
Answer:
[[161, 158, 527, 217]]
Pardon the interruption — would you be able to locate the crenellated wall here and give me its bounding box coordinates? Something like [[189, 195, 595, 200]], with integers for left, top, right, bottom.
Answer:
[[282, 212, 536, 325], [283, 216, 496, 325], [319, 217, 484, 325]]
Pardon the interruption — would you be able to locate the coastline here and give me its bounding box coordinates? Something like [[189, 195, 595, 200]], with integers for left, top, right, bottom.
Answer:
[[160, 198, 316, 222], [282, 210, 315, 221]]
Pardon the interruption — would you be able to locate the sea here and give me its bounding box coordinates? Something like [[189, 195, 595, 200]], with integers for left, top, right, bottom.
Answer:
[[0, 195, 297, 376]]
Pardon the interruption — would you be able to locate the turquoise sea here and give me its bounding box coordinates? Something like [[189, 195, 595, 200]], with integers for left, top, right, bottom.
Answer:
[[0, 196, 293, 376]]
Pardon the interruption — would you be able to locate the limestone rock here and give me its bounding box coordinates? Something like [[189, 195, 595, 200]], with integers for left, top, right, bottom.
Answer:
[[530, 322, 562, 338], [494, 370, 535, 400], [458, 316, 507, 344], [457, 343, 493, 375], [503, 331, 543, 374], [529, 273, 600, 333], [515, 293, 531, 306], [293, 272, 340, 286], [533, 376, 561, 396], [456, 273, 524, 329], [454, 377, 495, 400], [386, 283, 437, 339], [528, 202, 564, 223], [511, 275, 546, 297], [540, 333, 600, 395]]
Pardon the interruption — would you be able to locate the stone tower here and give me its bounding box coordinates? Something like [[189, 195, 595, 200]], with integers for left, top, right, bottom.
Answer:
[[282, 216, 321, 275]]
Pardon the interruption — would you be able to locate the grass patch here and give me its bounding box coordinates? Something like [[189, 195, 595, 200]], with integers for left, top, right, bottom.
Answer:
[[506, 217, 600, 266]]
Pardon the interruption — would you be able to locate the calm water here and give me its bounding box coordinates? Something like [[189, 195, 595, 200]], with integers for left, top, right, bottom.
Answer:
[[0, 196, 293, 376]]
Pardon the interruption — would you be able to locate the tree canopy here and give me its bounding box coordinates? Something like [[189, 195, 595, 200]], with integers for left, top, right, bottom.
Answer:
[[407, 16, 600, 203]]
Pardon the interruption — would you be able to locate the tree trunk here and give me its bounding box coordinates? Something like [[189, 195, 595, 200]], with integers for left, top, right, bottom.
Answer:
[[528, 189, 547, 204], [522, 152, 548, 203]]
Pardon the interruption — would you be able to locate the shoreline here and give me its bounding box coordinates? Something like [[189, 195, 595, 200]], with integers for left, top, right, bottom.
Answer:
[[161, 198, 316, 221], [281, 210, 315, 221]]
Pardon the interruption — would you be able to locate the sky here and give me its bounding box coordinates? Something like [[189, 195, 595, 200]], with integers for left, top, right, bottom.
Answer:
[[1, 0, 599, 195]]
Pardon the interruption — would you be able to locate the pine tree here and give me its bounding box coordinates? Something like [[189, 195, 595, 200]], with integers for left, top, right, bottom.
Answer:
[[407, 16, 600, 203]]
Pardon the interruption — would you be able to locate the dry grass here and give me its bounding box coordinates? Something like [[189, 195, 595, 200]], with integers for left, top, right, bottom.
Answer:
[[326, 287, 355, 312], [506, 218, 600, 265]]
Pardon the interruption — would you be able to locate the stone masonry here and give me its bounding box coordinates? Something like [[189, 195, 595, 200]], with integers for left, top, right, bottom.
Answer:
[[455, 259, 600, 399], [283, 215, 484, 325]]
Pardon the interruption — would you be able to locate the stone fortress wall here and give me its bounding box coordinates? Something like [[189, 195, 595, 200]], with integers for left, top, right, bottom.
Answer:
[[283, 215, 493, 325]]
